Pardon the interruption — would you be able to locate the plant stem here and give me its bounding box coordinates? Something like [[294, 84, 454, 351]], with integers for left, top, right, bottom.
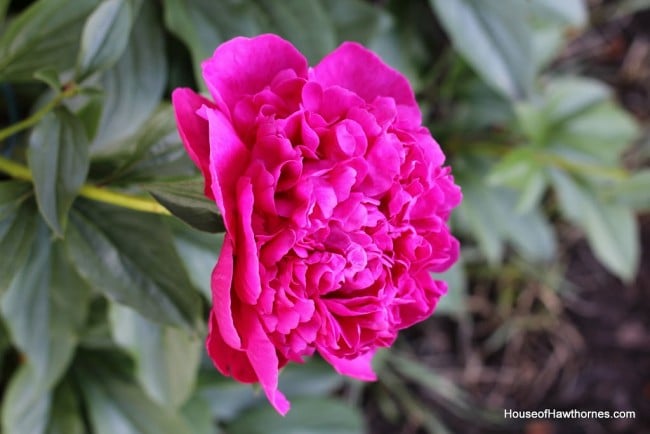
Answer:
[[0, 156, 170, 215], [0, 84, 78, 142]]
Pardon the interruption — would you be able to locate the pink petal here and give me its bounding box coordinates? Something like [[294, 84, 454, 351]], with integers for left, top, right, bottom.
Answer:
[[312, 42, 419, 120], [233, 177, 262, 304], [206, 312, 257, 383], [319, 349, 377, 381], [205, 107, 250, 235], [240, 308, 291, 415], [202, 34, 308, 115], [171, 88, 215, 199], [210, 234, 242, 348]]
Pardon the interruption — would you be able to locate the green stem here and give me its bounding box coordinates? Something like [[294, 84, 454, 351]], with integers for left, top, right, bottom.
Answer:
[[0, 84, 78, 142], [0, 156, 170, 215]]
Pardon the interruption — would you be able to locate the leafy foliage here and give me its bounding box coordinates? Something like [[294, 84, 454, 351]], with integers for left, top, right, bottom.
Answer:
[[0, 0, 645, 433]]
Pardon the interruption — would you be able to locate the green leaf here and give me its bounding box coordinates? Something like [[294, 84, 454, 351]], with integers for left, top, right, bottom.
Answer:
[[105, 105, 196, 181], [1, 365, 52, 434], [90, 1, 166, 156], [432, 260, 468, 316], [46, 381, 84, 434], [66, 200, 202, 331], [180, 395, 217, 434], [0, 0, 9, 24], [1, 220, 91, 388], [28, 107, 90, 236], [109, 304, 202, 409], [429, 0, 534, 99], [33, 68, 62, 92], [171, 221, 221, 299], [528, 0, 587, 27], [76, 0, 134, 80], [601, 170, 650, 211], [77, 352, 189, 434], [0, 0, 99, 81], [147, 179, 224, 233], [277, 358, 345, 398], [226, 397, 365, 434], [551, 170, 640, 281]]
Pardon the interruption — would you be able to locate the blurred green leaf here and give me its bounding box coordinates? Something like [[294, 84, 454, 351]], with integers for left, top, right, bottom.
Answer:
[[0, 190, 36, 293], [551, 170, 640, 281], [171, 221, 222, 299], [90, 1, 166, 156], [77, 352, 189, 434], [197, 373, 257, 421], [76, 0, 134, 80], [601, 170, 650, 211], [429, 0, 534, 99], [33, 68, 62, 92], [277, 357, 346, 398], [180, 395, 217, 434], [226, 397, 365, 434], [28, 107, 89, 236], [66, 200, 202, 331], [45, 381, 84, 434], [432, 259, 468, 316], [0, 0, 99, 81], [109, 303, 202, 409], [147, 179, 224, 233], [0, 0, 8, 24], [528, 0, 587, 27], [1, 365, 51, 434], [1, 221, 91, 388]]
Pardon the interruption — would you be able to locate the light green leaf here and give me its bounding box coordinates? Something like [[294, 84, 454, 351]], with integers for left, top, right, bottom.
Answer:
[[1, 365, 52, 434], [528, 0, 587, 27], [77, 353, 189, 434], [91, 1, 166, 156], [0, 0, 99, 81], [226, 397, 365, 434], [601, 170, 650, 211], [551, 170, 640, 281], [109, 304, 202, 409], [432, 259, 467, 316], [0, 189, 37, 293], [28, 107, 89, 236], [1, 220, 91, 388], [46, 381, 84, 434], [429, 0, 534, 99], [147, 179, 224, 233], [180, 395, 216, 434], [66, 200, 203, 331], [77, 0, 134, 80], [171, 222, 222, 299]]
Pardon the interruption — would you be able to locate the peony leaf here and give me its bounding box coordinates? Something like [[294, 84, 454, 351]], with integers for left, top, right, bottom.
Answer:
[[28, 107, 89, 237], [0, 0, 99, 81], [109, 303, 202, 409], [76, 0, 134, 80], [429, 0, 535, 100], [226, 397, 365, 434], [146, 179, 224, 233], [1, 366, 51, 434], [45, 381, 84, 434], [0, 193, 37, 295], [66, 200, 203, 331], [0, 219, 91, 389]]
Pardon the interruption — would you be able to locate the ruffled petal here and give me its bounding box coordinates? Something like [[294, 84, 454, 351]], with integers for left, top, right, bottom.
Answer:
[[312, 42, 419, 120], [206, 311, 257, 383], [318, 349, 377, 381], [202, 34, 308, 115], [211, 234, 242, 348], [171, 88, 215, 199]]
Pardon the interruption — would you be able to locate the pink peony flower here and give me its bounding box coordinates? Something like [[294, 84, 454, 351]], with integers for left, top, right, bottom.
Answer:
[[172, 34, 461, 415]]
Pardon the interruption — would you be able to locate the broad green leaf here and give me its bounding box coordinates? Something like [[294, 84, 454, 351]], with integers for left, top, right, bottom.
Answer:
[[33, 68, 62, 92], [109, 304, 202, 409], [226, 397, 365, 434], [105, 105, 196, 181], [147, 179, 224, 233], [91, 1, 166, 156], [76, 0, 134, 80], [545, 77, 611, 122], [46, 381, 84, 434], [171, 222, 222, 299], [429, 0, 534, 99], [0, 0, 99, 81], [601, 170, 650, 211], [66, 200, 202, 331], [197, 373, 257, 421], [77, 352, 189, 434], [28, 107, 89, 236], [1, 365, 52, 434], [432, 259, 468, 316], [551, 170, 640, 281], [181, 395, 217, 434], [278, 358, 346, 398], [1, 220, 91, 388], [0, 189, 37, 293]]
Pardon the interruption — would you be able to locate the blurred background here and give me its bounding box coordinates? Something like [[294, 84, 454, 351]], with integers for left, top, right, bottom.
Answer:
[[0, 0, 648, 433]]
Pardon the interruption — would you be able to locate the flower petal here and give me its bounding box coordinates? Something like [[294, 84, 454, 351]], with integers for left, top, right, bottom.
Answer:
[[312, 42, 418, 118], [202, 34, 308, 115], [206, 311, 257, 383], [171, 88, 215, 199], [211, 234, 242, 348], [318, 349, 377, 381]]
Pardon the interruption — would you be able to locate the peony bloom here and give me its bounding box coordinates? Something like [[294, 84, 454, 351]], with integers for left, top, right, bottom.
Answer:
[[172, 34, 461, 415]]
